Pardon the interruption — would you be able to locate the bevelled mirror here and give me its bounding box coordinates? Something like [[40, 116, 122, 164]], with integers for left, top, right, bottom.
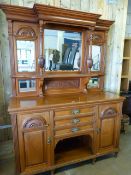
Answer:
[[87, 77, 99, 88], [91, 45, 101, 71], [44, 29, 82, 71], [18, 79, 36, 92], [16, 40, 36, 72]]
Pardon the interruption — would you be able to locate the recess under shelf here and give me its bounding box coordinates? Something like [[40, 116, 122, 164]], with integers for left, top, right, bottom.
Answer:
[[55, 135, 93, 165]]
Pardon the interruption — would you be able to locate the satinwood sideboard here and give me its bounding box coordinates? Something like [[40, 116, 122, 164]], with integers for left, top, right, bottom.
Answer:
[[0, 3, 124, 175]]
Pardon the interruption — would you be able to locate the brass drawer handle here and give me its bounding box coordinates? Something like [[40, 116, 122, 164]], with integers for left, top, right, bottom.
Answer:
[[44, 124, 49, 127], [47, 137, 51, 144], [72, 118, 80, 124], [95, 128, 101, 134], [72, 109, 80, 115], [71, 127, 80, 132]]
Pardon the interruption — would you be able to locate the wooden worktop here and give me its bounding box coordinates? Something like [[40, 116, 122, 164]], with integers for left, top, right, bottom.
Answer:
[[8, 91, 124, 114]]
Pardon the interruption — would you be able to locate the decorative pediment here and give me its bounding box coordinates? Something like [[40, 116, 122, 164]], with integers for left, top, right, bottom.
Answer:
[[16, 27, 36, 38]]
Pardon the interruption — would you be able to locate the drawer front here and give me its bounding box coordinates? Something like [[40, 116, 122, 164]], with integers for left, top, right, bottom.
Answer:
[[54, 105, 96, 138], [55, 115, 94, 126], [55, 106, 94, 117], [55, 124, 93, 138]]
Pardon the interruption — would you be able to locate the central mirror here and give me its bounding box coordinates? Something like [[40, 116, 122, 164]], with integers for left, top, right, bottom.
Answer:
[[44, 29, 82, 71]]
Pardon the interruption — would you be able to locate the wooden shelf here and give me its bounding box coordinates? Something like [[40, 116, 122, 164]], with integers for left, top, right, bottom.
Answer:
[[125, 37, 131, 40], [12, 73, 104, 79], [44, 73, 104, 79], [121, 75, 128, 78], [123, 57, 131, 60], [55, 146, 92, 165], [121, 38, 131, 92]]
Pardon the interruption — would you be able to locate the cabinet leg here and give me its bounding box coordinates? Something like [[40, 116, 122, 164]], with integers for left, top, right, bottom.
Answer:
[[92, 158, 96, 164], [114, 152, 118, 158], [51, 170, 55, 175]]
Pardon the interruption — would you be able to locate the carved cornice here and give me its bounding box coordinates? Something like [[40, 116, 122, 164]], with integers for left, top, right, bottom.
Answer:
[[0, 4, 37, 22], [0, 3, 97, 29], [0, 3, 114, 30], [96, 19, 114, 31]]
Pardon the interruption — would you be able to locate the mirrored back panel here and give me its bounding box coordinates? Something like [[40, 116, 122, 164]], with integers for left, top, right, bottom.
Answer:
[[44, 29, 82, 71], [16, 40, 36, 72], [87, 77, 99, 88], [91, 45, 101, 71], [18, 79, 36, 93]]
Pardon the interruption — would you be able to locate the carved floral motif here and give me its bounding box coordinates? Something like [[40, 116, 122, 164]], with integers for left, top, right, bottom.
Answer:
[[45, 79, 80, 89], [92, 33, 104, 44], [16, 27, 36, 38], [23, 117, 46, 129], [101, 107, 117, 118]]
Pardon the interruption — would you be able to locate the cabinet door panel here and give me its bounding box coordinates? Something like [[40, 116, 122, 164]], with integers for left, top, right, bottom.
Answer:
[[24, 130, 47, 166], [17, 112, 51, 172], [100, 118, 115, 148], [98, 103, 120, 152]]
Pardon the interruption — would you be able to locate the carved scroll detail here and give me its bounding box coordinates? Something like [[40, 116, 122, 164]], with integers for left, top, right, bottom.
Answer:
[[23, 117, 46, 129], [101, 108, 117, 118], [45, 79, 80, 89], [92, 33, 104, 45], [16, 27, 36, 38]]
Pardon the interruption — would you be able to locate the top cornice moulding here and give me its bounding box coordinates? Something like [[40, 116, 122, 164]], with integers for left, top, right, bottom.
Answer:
[[33, 3, 101, 21], [0, 3, 114, 29]]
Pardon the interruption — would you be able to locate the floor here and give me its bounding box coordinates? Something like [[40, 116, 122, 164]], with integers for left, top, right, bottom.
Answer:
[[0, 126, 131, 175]]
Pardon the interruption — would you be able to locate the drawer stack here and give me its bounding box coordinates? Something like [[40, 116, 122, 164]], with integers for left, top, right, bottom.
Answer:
[[54, 106, 96, 139]]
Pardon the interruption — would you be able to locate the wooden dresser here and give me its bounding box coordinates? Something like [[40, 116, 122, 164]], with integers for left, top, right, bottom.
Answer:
[[0, 3, 124, 175], [9, 92, 124, 175]]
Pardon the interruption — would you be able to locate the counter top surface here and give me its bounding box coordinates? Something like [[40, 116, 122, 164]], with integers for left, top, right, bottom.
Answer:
[[8, 91, 125, 113]]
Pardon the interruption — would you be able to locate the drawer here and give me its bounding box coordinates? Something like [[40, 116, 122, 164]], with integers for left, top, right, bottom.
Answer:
[[55, 106, 94, 117], [54, 106, 96, 138], [55, 115, 94, 127], [55, 124, 93, 138]]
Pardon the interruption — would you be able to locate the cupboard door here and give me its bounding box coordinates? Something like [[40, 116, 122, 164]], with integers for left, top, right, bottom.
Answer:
[[100, 117, 115, 148], [98, 103, 121, 152], [17, 112, 52, 172]]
